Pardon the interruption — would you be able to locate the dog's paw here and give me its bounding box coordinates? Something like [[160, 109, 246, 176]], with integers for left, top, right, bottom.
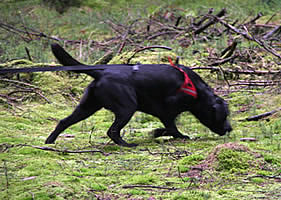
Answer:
[[45, 138, 55, 144], [153, 128, 167, 138], [153, 128, 190, 139], [173, 134, 190, 140], [118, 141, 138, 147], [124, 143, 138, 147]]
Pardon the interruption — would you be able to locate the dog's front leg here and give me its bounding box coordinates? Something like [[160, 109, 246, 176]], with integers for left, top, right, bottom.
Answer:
[[153, 117, 190, 139]]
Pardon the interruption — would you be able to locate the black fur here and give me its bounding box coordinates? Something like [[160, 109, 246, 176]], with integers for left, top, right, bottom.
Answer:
[[45, 43, 232, 147]]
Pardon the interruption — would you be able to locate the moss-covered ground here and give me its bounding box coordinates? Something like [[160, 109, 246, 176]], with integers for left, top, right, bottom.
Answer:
[[1, 61, 280, 199], [1, 1, 281, 199]]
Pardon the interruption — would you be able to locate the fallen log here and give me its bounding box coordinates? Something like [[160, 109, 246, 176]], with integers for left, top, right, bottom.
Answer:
[[242, 108, 281, 121]]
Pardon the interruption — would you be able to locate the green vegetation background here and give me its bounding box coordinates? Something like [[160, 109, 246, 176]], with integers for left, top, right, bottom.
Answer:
[[0, 0, 280, 199]]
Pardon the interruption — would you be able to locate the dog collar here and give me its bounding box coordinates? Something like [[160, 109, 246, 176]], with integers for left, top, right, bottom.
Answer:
[[168, 57, 197, 98]]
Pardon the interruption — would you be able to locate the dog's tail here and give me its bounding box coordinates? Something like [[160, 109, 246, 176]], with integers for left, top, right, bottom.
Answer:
[[51, 43, 102, 78], [51, 43, 84, 66]]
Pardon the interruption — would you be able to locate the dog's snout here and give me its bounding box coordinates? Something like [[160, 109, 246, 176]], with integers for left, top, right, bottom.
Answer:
[[225, 121, 232, 133]]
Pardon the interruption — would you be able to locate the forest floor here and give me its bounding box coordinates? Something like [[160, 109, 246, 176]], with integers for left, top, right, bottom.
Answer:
[[0, 0, 280, 199]]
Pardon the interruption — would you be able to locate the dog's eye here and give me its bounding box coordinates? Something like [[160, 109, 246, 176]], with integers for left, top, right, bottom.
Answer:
[[212, 103, 219, 111], [216, 98, 223, 104]]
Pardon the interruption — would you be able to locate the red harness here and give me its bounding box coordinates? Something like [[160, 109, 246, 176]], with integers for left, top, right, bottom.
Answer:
[[168, 57, 197, 99]]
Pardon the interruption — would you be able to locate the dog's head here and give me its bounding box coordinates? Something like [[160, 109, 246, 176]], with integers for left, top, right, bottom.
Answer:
[[191, 95, 232, 136]]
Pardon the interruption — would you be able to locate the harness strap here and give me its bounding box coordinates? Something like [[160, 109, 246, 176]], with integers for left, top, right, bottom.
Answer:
[[168, 57, 197, 98]]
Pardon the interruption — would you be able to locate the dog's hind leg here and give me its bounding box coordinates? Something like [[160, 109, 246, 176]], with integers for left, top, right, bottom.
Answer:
[[45, 104, 101, 144], [107, 109, 137, 147], [45, 83, 102, 144]]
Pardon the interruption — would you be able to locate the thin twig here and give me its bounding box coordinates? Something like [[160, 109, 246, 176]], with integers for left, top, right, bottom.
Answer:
[[191, 66, 281, 75], [243, 12, 263, 26], [122, 184, 178, 190], [0, 21, 60, 41], [25, 145, 105, 154], [263, 25, 281, 40], [127, 45, 172, 64], [208, 54, 238, 66], [0, 78, 40, 89], [0, 143, 105, 155], [4, 161, 9, 188]]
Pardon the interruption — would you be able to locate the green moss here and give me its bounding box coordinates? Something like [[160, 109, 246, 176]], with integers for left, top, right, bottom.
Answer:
[[263, 154, 281, 165], [0, 59, 60, 68], [172, 190, 212, 200], [129, 174, 158, 185], [178, 154, 205, 173], [90, 183, 107, 191], [251, 177, 265, 184], [128, 189, 147, 195], [108, 51, 177, 65], [1, 1, 281, 200], [215, 148, 252, 172]]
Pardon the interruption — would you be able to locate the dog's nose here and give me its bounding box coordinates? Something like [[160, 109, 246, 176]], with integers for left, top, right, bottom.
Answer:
[[226, 125, 232, 132], [224, 121, 232, 133]]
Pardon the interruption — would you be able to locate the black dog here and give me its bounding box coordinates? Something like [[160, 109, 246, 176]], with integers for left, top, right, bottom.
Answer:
[[45, 43, 232, 147]]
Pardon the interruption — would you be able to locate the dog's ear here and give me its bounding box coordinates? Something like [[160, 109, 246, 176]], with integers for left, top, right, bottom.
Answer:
[[175, 56, 180, 65]]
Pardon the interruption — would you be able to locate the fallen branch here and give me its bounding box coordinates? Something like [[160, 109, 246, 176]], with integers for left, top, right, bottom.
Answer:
[[193, 8, 214, 27], [194, 8, 226, 35], [246, 174, 281, 181], [191, 66, 281, 75], [230, 80, 281, 87], [147, 31, 178, 40], [8, 89, 51, 104], [0, 21, 60, 42], [0, 78, 40, 88], [27, 145, 105, 154], [220, 40, 238, 58], [240, 138, 257, 142], [263, 25, 281, 40], [0, 143, 105, 155], [144, 147, 191, 159], [211, 15, 281, 60], [242, 108, 281, 121], [243, 12, 263, 26], [208, 54, 238, 66]]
